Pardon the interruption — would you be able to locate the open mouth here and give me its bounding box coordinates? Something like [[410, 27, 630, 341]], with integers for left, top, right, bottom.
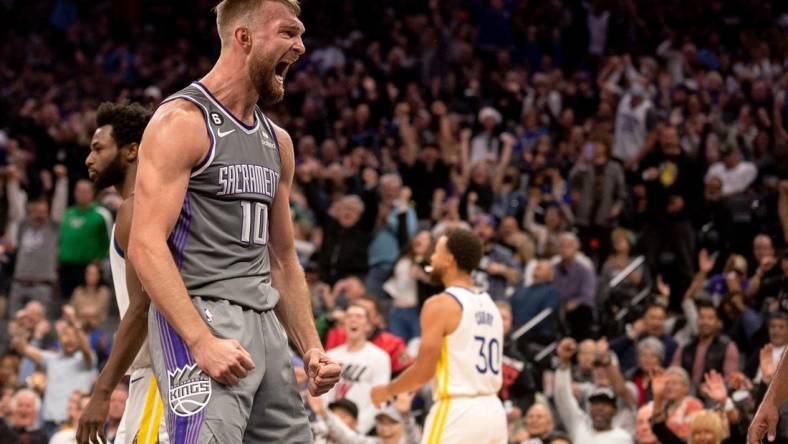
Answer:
[[274, 61, 290, 84]]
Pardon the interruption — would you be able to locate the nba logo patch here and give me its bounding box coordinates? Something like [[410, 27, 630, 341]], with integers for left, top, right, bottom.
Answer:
[[168, 363, 212, 417]]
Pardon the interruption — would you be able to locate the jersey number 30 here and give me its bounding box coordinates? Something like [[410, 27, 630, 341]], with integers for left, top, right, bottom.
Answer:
[[240, 201, 269, 245], [474, 336, 500, 375]]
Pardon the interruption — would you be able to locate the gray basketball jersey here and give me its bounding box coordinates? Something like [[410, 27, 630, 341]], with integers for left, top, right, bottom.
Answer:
[[160, 82, 281, 311]]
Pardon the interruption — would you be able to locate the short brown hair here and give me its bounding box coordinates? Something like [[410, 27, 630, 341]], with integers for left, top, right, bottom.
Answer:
[[355, 296, 381, 317], [444, 228, 483, 273], [346, 301, 371, 320], [213, 0, 301, 45]]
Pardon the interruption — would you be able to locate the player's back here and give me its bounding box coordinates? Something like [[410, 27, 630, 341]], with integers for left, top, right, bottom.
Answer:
[[110, 224, 151, 369], [161, 82, 282, 311], [434, 286, 503, 400]]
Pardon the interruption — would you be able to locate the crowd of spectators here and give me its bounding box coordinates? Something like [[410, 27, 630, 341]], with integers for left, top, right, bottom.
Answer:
[[1, 0, 788, 443]]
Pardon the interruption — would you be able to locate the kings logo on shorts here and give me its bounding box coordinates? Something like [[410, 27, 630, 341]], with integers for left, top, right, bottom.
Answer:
[[168, 363, 212, 417]]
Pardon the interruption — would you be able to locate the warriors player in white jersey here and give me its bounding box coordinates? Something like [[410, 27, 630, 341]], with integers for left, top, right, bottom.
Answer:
[[372, 228, 507, 444], [78, 102, 168, 444]]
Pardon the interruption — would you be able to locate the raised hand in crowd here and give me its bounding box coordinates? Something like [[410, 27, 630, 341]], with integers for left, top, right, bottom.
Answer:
[[759, 344, 777, 384], [649, 367, 667, 405], [700, 370, 728, 405], [557, 337, 577, 368], [698, 249, 717, 276]]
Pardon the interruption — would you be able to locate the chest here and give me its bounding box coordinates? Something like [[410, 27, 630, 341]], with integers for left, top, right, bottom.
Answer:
[[66, 212, 102, 231], [332, 350, 384, 382], [192, 131, 281, 205], [20, 227, 55, 251]]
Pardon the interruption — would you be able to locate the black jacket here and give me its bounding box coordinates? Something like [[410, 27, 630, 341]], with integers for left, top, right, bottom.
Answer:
[[303, 181, 371, 284], [680, 334, 731, 379]]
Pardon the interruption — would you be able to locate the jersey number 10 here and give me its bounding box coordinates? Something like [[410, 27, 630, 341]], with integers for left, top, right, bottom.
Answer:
[[474, 336, 500, 375], [240, 201, 269, 245]]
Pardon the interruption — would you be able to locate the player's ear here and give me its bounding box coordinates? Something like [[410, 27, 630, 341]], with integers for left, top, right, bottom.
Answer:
[[125, 142, 139, 163], [234, 26, 253, 51]]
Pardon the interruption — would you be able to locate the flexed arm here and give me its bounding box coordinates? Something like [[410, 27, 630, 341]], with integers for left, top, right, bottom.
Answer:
[[128, 100, 254, 386], [269, 125, 341, 396]]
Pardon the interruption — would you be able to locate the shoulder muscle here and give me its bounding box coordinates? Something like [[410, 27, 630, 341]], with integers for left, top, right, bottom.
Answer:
[[421, 293, 462, 336], [140, 100, 209, 171]]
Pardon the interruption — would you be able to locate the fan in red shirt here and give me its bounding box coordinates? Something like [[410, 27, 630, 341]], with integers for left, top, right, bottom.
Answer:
[[325, 296, 412, 374]]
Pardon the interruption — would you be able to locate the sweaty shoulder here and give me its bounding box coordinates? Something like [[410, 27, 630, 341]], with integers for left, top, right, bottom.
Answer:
[[142, 99, 209, 169]]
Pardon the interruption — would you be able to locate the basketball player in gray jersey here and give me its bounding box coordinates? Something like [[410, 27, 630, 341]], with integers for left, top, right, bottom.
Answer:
[[127, 1, 341, 442]]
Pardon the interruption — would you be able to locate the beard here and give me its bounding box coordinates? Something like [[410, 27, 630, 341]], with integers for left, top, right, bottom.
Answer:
[[93, 155, 126, 190], [430, 264, 445, 286], [250, 51, 284, 105]]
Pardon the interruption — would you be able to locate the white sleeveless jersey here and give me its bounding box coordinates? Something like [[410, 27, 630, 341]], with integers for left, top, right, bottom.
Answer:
[[432, 286, 503, 400], [613, 94, 652, 162], [110, 224, 151, 370]]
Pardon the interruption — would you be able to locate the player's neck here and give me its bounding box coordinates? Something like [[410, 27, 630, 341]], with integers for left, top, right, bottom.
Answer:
[[442, 270, 475, 292], [117, 163, 137, 200], [200, 58, 259, 127]]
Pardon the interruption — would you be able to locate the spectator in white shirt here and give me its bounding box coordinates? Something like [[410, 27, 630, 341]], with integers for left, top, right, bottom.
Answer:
[[309, 392, 420, 444], [12, 306, 96, 432], [705, 141, 757, 196], [323, 303, 391, 433], [48, 391, 90, 444], [613, 84, 657, 170], [553, 338, 633, 444], [470, 107, 502, 164]]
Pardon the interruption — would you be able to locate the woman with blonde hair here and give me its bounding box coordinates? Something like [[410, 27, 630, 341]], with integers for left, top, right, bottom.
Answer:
[[651, 409, 732, 444], [687, 410, 726, 444]]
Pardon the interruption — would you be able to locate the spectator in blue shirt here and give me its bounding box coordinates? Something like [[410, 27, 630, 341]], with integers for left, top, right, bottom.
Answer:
[[366, 174, 417, 299], [510, 260, 561, 343]]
